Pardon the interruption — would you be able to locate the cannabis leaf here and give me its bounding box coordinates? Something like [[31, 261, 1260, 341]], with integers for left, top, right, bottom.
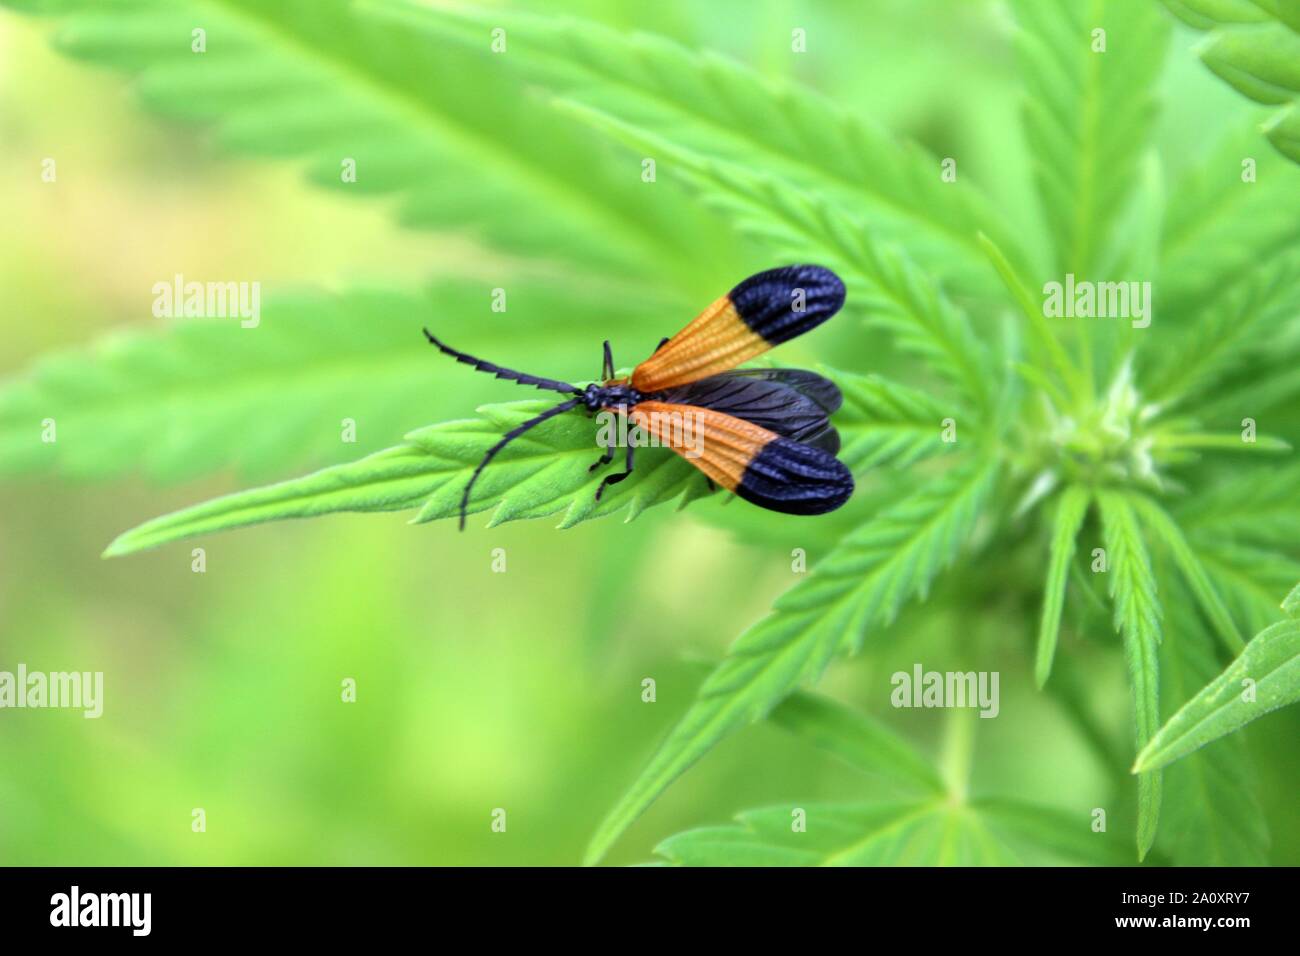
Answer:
[[1193, 541, 1300, 636], [3, 0, 713, 277], [1158, 123, 1300, 314], [1097, 489, 1163, 859], [653, 687, 1126, 866], [1036, 485, 1090, 687], [654, 800, 1024, 867], [584, 459, 997, 864], [765, 691, 945, 796], [1178, 462, 1300, 550], [1151, 581, 1269, 865], [9, 0, 1299, 867], [103, 367, 906, 554], [385, 2, 1028, 293], [1143, 253, 1300, 408], [1176, 463, 1300, 636], [1161, 0, 1300, 163], [0, 0, 739, 488], [103, 399, 705, 556], [831, 371, 956, 471], [1135, 583, 1300, 774], [1131, 495, 1243, 653], [968, 797, 1130, 867], [0, 284, 640, 482], [542, 129, 995, 410], [1012, 0, 1170, 276]]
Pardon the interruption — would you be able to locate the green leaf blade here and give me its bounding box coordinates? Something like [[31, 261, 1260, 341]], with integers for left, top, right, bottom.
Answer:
[[1012, 0, 1171, 275], [1135, 616, 1300, 772], [970, 797, 1130, 866], [553, 142, 992, 411], [653, 801, 939, 867], [584, 459, 996, 864], [1037, 485, 1091, 687], [1098, 489, 1164, 859], [767, 690, 945, 796], [1131, 494, 1245, 653], [1162, 0, 1300, 164], [654, 795, 1121, 867], [400, 4, 1029, 293], [104, 398, 709, 556], [1154, 590, 1269, 864], [3, 0, 709, 275], [830, 368, 956, 473], [0, 285, 641, 485], [103, 444, 441, 557], [1200, 22, 1300, 106]]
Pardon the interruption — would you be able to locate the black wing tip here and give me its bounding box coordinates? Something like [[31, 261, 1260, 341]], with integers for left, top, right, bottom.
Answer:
[[737, 437, 854, 515], [735, 478, 854, 516], [788, 263, 845, 303], [729, 265, 847, 343], [732, 263, 843, 293]]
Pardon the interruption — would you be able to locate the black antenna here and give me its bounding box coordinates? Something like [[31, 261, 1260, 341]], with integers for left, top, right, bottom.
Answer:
[[423, 328, 581, 396], [458, 397, 583, 530]]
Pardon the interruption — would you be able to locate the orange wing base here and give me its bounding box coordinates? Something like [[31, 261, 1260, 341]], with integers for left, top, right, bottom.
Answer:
[[628, 401, 777, 491], [630, 296, 766, 392]]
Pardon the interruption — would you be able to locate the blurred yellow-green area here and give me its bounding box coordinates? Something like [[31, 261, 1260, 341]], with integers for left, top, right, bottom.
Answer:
[[0, 0, 1296, 866]]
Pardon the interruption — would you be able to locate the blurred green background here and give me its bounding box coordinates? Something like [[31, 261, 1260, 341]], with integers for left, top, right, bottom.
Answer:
[[0, 0, 1295, 866]]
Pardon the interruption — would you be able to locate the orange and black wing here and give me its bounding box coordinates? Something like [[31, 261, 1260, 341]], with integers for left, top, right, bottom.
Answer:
[[630, 401, 853, 515], [652, 368, 844, 453], [631, 265, 845, 392]]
